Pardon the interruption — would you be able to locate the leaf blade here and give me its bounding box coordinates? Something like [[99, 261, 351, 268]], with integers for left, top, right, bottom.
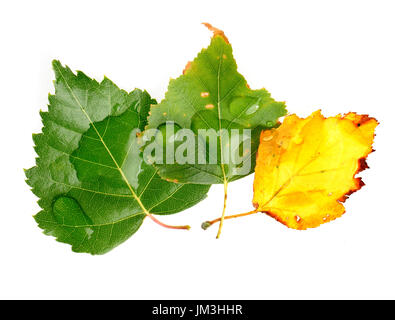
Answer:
[[26, 61, 210, 254], [253, 111, 378, 229], [145, 26, 287, 184]]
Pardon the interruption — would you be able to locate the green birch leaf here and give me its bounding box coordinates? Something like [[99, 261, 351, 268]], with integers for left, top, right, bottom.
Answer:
[[25, 61, 210, 255], [144, 24, 287, 185]]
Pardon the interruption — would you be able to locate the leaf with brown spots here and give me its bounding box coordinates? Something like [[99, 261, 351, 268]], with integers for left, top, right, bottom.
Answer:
[[203, 110, 378, 230], [144, 23, 286, 237], [145, 23, 286, 185]]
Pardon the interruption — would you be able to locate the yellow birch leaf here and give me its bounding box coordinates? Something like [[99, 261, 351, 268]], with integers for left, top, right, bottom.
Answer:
[[253, 110, 378, 230]]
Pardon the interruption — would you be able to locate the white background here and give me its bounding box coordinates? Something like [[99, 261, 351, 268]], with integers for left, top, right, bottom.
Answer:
[[1, 0, 394, 299]]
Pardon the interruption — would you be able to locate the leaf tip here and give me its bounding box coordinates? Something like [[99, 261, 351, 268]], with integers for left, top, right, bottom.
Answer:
[[202, 22, 229, 43], [51, 59, 62, 70]]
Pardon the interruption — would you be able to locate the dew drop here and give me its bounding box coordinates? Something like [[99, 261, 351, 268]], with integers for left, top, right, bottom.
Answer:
[[52, 196, 93, 226], [265, 121, 274, 128], [293, 135, 303, 144], [245, 104, 260, 115], [229, 96, 259, 117], [262, 132, 274, 142]]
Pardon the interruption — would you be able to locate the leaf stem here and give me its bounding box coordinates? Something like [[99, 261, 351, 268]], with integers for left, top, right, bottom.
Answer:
[[146, 213, 191, 230], [203, 209, 259, 230], [215, 179, 228, 238]]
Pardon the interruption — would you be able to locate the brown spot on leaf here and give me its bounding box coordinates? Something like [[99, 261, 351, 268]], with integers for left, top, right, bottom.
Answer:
[[183, 61, 192, 75]]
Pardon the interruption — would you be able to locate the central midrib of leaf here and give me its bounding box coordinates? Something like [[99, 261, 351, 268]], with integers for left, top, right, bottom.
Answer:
[[54, 63, 151, 218], [216, 42, 227, 184], [214, 39, 230, 239]]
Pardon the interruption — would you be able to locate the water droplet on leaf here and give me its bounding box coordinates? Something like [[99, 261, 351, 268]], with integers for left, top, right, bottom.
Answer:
[[229, 96, 259, 117], [265, 121, 274, 128], [261, 131, 274, 142], [245, 104, 260, 115], [292, 135, 303, 144], [52, 196, 93, 226]]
